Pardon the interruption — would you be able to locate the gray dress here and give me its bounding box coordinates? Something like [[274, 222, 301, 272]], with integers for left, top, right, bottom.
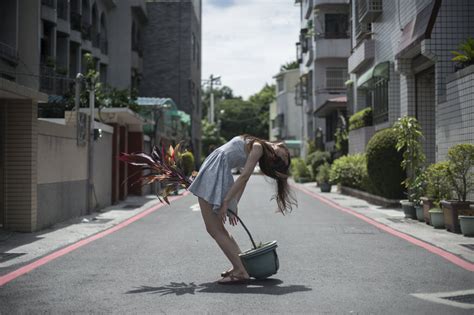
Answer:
[[188, 136, 249, 214]]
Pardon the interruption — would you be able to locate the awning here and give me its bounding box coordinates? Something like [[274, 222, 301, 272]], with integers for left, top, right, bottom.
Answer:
[[395, 0, 441, 59], [283, 140, 302, 149], [314, 96, 347, 117], [344, 79, 354, 86], [136, 97, 177, 110], [357, 61, 390, 88]]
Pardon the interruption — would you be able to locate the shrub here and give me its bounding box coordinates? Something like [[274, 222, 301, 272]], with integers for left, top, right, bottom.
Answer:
[[425, 161, 452, 204], [366, 128, 405, 199], [181, 151, 195, 176], [316, 162, 331, 184], [446, 143, 474, 201], [330, 154, 368, 190], [305, 150, 331, 180], [349, 107, 373, 131], [291, 158, 311, 180]]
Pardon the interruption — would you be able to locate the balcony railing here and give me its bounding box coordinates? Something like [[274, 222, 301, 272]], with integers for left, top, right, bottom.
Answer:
[[40, 64, 71, 95], [358, 0, 383, 23], [81, 23, 92, 41], [57, 0, 68, 20], [41, 0, 55, 8], [0, 41, 19, 65], [70, 12, 81, 31], [323, 32, 350, 39], [92, 33, 100, 48]]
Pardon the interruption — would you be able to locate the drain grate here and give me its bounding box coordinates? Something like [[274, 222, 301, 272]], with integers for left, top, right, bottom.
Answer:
[[442, 294, 474, 304], [460, 244, 474, 251], [88, 218, 113, 224], [121, 204, 143, 209], [0, 253, 25, 263]]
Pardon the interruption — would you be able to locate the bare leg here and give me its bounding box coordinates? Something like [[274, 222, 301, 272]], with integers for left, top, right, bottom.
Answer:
[[198, 198, 249, 280]]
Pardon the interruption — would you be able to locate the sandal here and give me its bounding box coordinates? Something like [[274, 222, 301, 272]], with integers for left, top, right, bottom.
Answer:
[[217, 274, 250, 285], [221, 269, 232, 278]]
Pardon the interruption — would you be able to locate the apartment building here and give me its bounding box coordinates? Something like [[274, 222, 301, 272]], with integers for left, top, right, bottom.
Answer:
[[0, 0, 148, 232], [272, 68, 303, 156], [295, 0, 351, 153], [141, 0, 202, 162], [347, 0, 474, 162]]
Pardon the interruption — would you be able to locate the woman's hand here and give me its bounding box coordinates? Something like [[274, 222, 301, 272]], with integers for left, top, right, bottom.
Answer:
[[218, 201, 229, 224], [229, 207, 238, 226]]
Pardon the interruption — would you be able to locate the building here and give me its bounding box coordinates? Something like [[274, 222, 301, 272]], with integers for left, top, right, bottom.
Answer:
[[0, 0, 148, 232], [347, 0, 474, 162], [272, 68, 304, 156], [295, 0, 351, 153], [140, 0, 202, 163]]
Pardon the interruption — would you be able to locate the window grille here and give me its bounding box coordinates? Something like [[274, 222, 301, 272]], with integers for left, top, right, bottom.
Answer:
[[326, 68, 348, 89]]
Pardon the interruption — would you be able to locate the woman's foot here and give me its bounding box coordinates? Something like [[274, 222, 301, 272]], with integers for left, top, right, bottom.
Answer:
[[221, 268, 233, 278], [217, 270, 250, 285]]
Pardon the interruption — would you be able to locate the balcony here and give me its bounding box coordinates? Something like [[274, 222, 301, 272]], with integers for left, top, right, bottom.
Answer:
[[348, 39, 374, 73], [57, 1, 68, 20], [314, 0, 348, 7], [92, 33, 100, 48], [70, 12, 81, 31], [81, 23, 92, 41], [355, 22, 372, 43], [314, 37, 351, 60], [358, 0, 382, 23], [40, 65, 71, 96], [0, 41, 19, 65]]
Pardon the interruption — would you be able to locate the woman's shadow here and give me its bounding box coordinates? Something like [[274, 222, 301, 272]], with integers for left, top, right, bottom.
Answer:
[[126, 279, 312, 296]]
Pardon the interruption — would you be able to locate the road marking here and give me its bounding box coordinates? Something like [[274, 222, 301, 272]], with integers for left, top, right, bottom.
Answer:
[[0, 191, 190, 287], [190, 203, 201, 212], [411, 289, 474, 309], [293, 184, 474, 272]]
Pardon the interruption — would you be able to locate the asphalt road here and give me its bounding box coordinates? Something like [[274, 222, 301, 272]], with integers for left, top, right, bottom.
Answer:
[[1, 176, 473, 314]]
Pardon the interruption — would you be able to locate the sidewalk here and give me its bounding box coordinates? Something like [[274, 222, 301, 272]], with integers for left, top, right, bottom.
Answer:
[[0, 195, 166, 273], [294, 181, 474, 265]]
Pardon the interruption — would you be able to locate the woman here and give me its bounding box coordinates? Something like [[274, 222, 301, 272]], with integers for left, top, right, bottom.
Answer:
[[188, 135, 296, 284]]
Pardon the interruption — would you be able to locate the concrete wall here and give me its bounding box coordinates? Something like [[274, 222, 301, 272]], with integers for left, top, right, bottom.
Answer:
[[36, 119, 113, 230]]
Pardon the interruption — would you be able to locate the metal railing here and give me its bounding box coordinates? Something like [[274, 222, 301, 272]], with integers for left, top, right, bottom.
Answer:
[[70, 12, 81, 31], [40, 65, 71, 95], [0, 41, 19, 65], [357, 0, 383, 23], [324, 32, 350, 39]]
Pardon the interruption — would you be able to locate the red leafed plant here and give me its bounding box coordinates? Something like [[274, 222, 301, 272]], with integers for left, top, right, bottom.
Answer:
[[119, 143, 196, 204]]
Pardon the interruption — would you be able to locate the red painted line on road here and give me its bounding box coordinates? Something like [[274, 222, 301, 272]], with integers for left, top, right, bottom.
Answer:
[[0, 192, 190, 287], [293, 184, 474, 272]]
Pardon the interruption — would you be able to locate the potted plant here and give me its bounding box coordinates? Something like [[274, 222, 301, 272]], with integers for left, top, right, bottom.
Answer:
[[441, 144, 474, 233], [459, 205, 474, 236], [393, 116, 426, 219], [316, 162, 332, 193], [411, 172, 427, 222], [451, 37, 474, 71], [423, 161, 452, 225], [429, 206, 445, 229], [291, 158, 312, 183]]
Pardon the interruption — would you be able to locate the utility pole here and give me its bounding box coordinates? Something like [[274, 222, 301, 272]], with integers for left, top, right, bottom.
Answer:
[[207, 74, 221, 124]]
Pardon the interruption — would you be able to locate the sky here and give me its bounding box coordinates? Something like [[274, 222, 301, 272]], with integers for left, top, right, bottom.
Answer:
[[202, 0, 300, 99]]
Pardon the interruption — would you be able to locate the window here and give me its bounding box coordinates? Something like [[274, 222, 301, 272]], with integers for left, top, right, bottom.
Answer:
[[277, 78, 284, 92], [325, 111, 338, 142], [373, 77, 389, 124], [192, 33, 196, 61], [326, 68, 348, 89], [325, 14, 349, 39]]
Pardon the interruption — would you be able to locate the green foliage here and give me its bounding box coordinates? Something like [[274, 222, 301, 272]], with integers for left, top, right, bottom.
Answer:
[[334, 116, 348, 156], [201, 120, 226, 157], [181, 151, 195, 176], [291, 158, 311, 180], [409, 171, 427, 206], [280, 61, 299, 72], [393, 116, 426, 201], [451, 37, 474, 69], [306, 139, 317, 155], [329, 154, 368, 190], [316, 162, 331, 184], [425, 161, 452, 205], [446, 143, 474, 201], [366, 128, 405, 199], [349, 107, 372, 131], [201, 85, 236, 120], [305, 150, 331, 180]]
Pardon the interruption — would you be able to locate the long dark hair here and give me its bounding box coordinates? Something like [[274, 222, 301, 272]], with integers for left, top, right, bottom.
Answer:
[[243, 135, 297, 214]]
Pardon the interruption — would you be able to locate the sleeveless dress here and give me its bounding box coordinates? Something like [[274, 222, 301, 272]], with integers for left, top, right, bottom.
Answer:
[[188, 136, 249, 214]]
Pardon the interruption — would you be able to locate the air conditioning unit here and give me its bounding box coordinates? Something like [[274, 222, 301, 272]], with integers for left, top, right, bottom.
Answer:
[[358, 0, 383, 23]]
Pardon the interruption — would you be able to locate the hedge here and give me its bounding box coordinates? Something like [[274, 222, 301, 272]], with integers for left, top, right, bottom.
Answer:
[[305, 150, 331, 180], [349, 107, 373, 131], [330, 154, 368, 190]]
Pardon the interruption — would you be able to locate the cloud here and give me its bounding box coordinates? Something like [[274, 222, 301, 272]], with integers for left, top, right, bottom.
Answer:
[[208, 0, 236, 8], [202, 0, 300, 99]]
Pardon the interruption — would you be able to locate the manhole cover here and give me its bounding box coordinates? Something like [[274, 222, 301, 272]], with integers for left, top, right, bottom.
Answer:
[[0, 253, 25, 263], [122, 204, 142, 209], [442, 294, 474, 304], [460, 244, 474, 251]]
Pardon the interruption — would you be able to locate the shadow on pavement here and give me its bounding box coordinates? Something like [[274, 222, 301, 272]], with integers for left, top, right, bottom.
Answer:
[[126, 279, 312, 296]]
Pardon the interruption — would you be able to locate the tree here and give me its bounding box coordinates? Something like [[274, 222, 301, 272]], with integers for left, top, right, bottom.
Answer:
[[201, 120, 226, 158], [280, 60, 299, 72], [201, 85, 237, 119], [248, 83, 276, 139]]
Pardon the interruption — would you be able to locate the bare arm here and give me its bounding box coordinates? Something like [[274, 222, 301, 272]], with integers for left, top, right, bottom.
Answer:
[[218, 143, 263, 222]]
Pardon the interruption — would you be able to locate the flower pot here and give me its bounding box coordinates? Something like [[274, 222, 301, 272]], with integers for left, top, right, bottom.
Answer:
[[239, 240, 279, 279], [415, 205, 424, 222], [429, 208, 445, 229], [320, 182, 332, 193], [440, 200, 474, 233], [401, 200, 416, 219], [421, 197, 434, 225], [459, 216, 474, 237]]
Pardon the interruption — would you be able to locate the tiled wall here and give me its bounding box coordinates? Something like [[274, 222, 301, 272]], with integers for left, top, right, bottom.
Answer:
[[415, 67, 436, 164]]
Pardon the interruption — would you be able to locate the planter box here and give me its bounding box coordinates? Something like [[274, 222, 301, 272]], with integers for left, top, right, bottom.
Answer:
[[440, 200, 474, 233], [459, 216, 474, 237], [430, 210, 445, 229], [340, 186, 401, 208], [320, 183, 332, 193], [421, 197, 434, 225]]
